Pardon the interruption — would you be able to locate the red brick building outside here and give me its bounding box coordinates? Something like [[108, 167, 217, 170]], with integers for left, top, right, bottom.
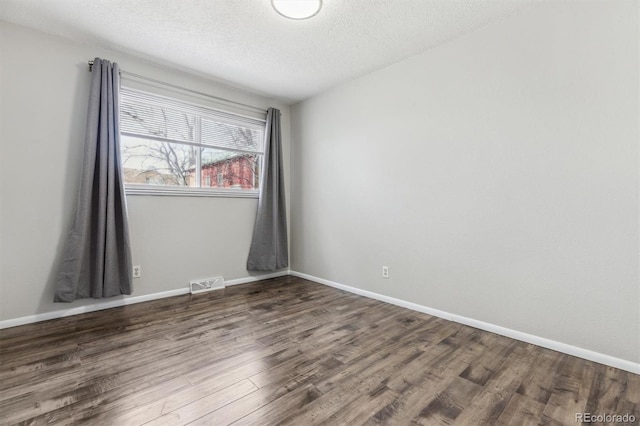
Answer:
[[199, 154, 259, 190], [123, 152, 259, 190]]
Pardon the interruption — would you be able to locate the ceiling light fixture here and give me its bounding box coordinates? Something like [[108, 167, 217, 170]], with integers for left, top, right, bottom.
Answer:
[[271, 0, 322, 20]]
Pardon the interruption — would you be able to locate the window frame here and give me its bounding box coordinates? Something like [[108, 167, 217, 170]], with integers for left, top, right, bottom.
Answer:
[[119, 86, 266, 198]]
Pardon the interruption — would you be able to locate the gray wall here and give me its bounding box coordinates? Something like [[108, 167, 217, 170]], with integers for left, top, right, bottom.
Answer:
[[291, 1, 639, 363], [0, 21, 290, 321]]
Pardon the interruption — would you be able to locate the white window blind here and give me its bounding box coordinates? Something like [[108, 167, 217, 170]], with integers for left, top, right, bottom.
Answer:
[[119, 87, 266, 197]]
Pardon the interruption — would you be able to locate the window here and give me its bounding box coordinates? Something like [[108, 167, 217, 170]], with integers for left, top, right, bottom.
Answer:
[[119, 87, 265, 196]]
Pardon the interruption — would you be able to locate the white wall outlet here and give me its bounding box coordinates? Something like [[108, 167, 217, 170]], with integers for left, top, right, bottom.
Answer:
[[133, 265, 142, 278], [382, 266, 389, 278]]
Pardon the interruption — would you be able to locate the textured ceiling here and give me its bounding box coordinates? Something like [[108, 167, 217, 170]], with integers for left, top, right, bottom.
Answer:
[[0, 0, 540, 103]]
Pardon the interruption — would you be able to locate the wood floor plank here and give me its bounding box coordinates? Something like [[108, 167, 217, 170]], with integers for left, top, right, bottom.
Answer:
[[185, 385, 278, 426], [452, 343, 535, 425], [0, 277, 637, 426], [540, 355, 595, 424], [584, 365, 627, 416], [627, 372, 640, 404], [310, 379, 399, 425], [227, 383, 324, 426], [143, 379, 257, 426], [495, 393, 548, 426], [325, 326, 483, 424], [26, 375, 193, 425], [188, 356, 346, 426], [412, 375, 485, 424]]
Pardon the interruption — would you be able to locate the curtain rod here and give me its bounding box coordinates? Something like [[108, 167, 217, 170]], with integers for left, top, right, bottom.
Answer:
[[87, 60, 267, 114]]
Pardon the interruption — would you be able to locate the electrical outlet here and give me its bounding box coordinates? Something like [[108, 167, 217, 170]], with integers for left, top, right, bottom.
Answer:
[[133, 265, 142, 278], [382, 266, 389, 278]]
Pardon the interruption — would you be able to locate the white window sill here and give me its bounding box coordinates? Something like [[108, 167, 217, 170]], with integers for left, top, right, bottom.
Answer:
[[125, 184, 259, 198]]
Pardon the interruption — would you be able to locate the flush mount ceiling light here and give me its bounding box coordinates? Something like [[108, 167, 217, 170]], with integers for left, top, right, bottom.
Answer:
[[271, 0, 322, 20]]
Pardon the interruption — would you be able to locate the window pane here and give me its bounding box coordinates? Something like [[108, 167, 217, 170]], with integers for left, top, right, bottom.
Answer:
[[200, 148, 260, 190], [201, 119, 262, 152], [121, 136, 197, 186], [121, 99, 196, 143], [119, 88, 266, 194]]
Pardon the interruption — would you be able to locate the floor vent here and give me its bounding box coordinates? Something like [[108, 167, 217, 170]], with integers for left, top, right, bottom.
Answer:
[[190, 276, 225, 294]]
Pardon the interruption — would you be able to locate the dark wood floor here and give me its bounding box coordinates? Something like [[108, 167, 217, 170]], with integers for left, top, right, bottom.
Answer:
[[0, 276, 638, 425]]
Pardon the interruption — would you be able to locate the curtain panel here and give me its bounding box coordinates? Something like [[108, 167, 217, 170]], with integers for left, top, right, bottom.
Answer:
[[247, 107, 289, 271], [54, 58, 133, 302]]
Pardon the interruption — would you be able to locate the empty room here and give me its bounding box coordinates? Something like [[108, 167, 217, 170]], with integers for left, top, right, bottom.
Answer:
[[0, 0, 638, 424]]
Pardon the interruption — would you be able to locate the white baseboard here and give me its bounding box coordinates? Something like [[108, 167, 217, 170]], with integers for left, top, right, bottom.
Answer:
[[0, 270, 290, 330], [290, 271, 640, 375], [0, 288, 190, 330], [225, 270, 290, 286]]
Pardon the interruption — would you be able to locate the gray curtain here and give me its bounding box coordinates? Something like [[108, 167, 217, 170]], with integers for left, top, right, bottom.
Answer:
[[54, 58, 133, 302], [247, 108, 289, 271]]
